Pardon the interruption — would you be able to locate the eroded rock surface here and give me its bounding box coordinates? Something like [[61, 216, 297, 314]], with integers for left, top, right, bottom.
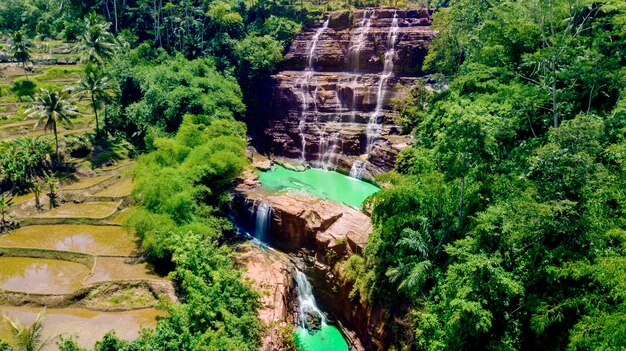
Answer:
[[235, 242, 296, 351]]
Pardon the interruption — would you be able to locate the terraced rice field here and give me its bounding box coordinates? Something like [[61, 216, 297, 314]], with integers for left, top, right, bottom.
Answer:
[[0, 157, 171, 348], [95, 178, 133, 197], [0, 306, 161, 351], [0, 257, 89, 294], [0, 225, 139, 256], [34, 201, 121, 219]]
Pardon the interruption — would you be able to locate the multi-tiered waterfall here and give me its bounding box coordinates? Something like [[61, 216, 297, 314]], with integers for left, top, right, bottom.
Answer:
[[254, 9, 434, 180]]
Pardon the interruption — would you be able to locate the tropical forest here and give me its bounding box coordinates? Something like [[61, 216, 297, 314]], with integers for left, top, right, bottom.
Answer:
[[0, 0, 624, 350]]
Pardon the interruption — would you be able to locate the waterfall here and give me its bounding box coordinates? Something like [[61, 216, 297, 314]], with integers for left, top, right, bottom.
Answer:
[[295, 270, 327, 329], [349, 9, 375, 121], [365, 12, 399, 155], [254, 202, 271, 243], [350, 8, 374, 70], [349, 160, 367, 179], [318, 126, 341, 170], [297, 18, 330, 162]]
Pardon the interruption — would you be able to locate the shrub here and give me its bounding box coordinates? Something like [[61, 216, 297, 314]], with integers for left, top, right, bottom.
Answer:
[[11, 78, 37, 99]]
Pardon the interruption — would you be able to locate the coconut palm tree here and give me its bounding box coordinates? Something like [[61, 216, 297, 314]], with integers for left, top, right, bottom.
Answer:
[[9, 31, 32, 81], [25, 89, 77, 164], [0, 194, 14, 223], [79, 13, 118, 65], [75, 63, 117, 138], [6, 311, 53, 351]]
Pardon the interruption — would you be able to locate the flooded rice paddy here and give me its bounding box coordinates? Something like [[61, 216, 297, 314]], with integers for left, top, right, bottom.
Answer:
[[94, 178, 133, 197], [0, 225, 139, 256], [34, 201, 121, 219], [0, 306, 161, 351], [86, 257, 163, 284], [0, 257, 89, 294], [63, 174, 115, 190]]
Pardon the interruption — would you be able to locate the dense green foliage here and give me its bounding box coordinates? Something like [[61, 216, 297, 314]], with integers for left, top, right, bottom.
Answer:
[[115, 67, 259, 349], [107, 55, 245, 149], [346, 1, 626, 350], [0, 138, 52, 193]]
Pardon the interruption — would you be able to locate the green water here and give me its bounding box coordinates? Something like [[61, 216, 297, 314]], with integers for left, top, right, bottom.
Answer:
[[259, 166, 379, 208], [295, 325, 349, 351]]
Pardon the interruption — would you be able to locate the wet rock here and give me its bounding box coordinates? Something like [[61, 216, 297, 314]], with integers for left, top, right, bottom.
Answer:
[[305, 311, 323, 332]]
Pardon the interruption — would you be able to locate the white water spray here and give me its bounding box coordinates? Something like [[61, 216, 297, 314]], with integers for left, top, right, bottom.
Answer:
[[295, 270, 327, 329], [350, 8, 374, 70], [349, 160, 367, 179], [254, 202, 271, 243], [297, 18, 330, 162], [364, 11, 400, 155]]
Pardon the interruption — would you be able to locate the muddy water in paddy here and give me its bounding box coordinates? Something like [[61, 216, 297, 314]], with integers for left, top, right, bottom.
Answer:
[[0, 257, 89, 294], [0, 224, 139, 256], [35, 201, 120, 219], [107, 209, 130, 225], [63, 174, 115, 190], [86, 257, 163, 284], [94, 178, 133, 197], [0, 306, 161, 351]]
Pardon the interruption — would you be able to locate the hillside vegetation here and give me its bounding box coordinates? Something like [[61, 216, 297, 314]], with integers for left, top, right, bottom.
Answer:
[[345, 1, 626, 350]]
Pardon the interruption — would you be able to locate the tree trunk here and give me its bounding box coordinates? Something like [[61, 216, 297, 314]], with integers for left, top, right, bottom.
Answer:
[[54, 123, 60, 165], [113, 0, 118, 33], [92, 95, 100, 138], [551, 57, 558, 128], [458, 174, 465, 226], [22, 60, 29, 81]]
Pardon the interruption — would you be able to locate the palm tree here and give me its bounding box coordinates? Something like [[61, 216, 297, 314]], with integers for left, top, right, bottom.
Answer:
[[25, 89, 77, 164], [6, 311, 53, 351], [75, 63, 117, 138], [0, 194, 14, 223], [79, 13, 118, 65], [9, 31, 32, 81]]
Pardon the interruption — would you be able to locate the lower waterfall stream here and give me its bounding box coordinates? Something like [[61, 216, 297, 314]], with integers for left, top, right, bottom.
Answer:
[[295, 270, 349, 351], [240, 166, 378, 350]]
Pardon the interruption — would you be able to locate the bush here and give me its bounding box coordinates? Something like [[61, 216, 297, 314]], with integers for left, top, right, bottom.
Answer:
[[11, 78, 37, 99], [261, 16, 302, 47], [0, 137, 52, 193]]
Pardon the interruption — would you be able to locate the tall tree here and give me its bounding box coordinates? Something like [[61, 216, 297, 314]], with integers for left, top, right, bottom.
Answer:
[[75, 62, 117, 138], [26, 89, 77, 164], [9, 30, 32, 81], [79, 13, 117, 65]]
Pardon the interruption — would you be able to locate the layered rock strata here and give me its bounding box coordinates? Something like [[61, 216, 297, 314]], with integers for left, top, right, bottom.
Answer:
[[253, 8, 435, 179]]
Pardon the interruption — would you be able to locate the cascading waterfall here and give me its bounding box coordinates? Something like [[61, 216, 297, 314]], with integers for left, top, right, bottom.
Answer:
[[349, 9, 375, 120], [365, 11, 399, 155], [295, 270, 327, 329], [349, 160, 367, 179], [254, 202, 271, 243], [297, 18, 330, 162], [318, 126, 342, 170], [350, 8, 374, 70]]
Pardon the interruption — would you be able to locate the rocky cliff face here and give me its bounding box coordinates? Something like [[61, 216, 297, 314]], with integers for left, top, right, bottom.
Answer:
[[232, 174, 392, 350], [253, 8, 435, 179]]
